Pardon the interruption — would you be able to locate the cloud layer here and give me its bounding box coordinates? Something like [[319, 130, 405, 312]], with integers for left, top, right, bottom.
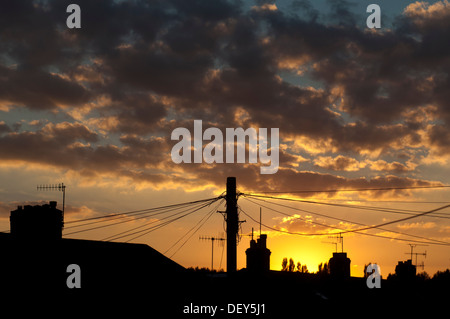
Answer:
[[1, 0, 450, 194]]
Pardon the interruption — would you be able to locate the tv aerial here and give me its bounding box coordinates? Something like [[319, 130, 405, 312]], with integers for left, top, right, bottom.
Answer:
[[37, 183, 66, 218], [199, 233, 225, 270], [322, 240, 338, 253], [405, 244, 427, 270], [328, 233, 344, 252]]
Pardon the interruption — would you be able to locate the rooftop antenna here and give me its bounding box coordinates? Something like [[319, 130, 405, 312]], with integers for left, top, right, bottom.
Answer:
[[328, 233, 344, 252], [416, 260, 426, 271], [405, 244, 427, 269], [322, 241, 338, 253], [259, 207, 262, 236], [37, 183, 66, 219], [199, 235, 225, 270]]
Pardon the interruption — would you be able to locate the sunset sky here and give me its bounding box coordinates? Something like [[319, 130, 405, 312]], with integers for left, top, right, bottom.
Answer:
[[1, 0, 450, 277]]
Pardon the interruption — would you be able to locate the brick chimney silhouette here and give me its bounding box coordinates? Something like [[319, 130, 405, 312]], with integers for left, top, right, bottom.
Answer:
[[10, 201, 63, 240]]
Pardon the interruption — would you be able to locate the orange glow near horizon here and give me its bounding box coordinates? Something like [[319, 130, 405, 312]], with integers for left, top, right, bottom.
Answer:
[[269, 237, 329, 272], [1, 172, 449, 279]]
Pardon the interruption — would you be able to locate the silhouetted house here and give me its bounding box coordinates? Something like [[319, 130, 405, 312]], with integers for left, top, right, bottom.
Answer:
[[329, 252, 351, 278], [395, 259, 416, 280], [10, 201, 63, 240], [0, 201, 185, 295], [246, 234, 271, 272]]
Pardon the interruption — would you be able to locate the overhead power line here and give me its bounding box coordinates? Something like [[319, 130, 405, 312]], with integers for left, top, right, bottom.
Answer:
[[309, 199, 450, 204], [243, 185, 450, 194], [345, 204, 450, 233], [65, 196, 222, 225], [106, 198, 219, 242], [242, 193, 450, 219], [166, 199, 225, 258], [239, 206, 450, 246], [65, 200, 210, 231], [100, 200, 213, 241], [64, 196, 221, 237], [64, 202, 201, 236], [243, 197, 450, 245], [240, 192, 450, 245]]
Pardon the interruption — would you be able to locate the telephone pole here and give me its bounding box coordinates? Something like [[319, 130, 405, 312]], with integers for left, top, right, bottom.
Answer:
[[226, 177, 238, 273]]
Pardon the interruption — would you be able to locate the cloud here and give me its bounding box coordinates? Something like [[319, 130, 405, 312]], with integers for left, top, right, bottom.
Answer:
[[42, 122, 98, 143], [177, 161, 441, 198], [252, 3, 278, 12], [314, 155, 366, 171], [0, 121, 10, 134], [99, 93, 168, 135], [313, 155, 418, 174], [397, 222, 436, 230], [0, 201, 16, 219], [274, 211, 359, 236], [427, 124, 450, 155], [403, 0, 450, 25], [367, 160, 417, 173], [0, 0, 449, 195], [0, 66, 91, 110], [0, 200, 104, 225]]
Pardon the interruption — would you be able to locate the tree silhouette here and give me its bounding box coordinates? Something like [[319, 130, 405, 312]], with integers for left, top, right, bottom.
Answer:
[[364, 262, 374, 278], [281, 257, 309, 273], [433, 269, 450, 280], [317, 262, 329, 276], [281, 257, 288, 271], [417, 271, 430, 281], [288, 258, 295, 272], [301, 265, 308, 273]]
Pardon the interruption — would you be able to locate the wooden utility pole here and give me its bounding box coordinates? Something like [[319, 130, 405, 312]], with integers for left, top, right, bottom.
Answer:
[[226, 177, 238, 273]]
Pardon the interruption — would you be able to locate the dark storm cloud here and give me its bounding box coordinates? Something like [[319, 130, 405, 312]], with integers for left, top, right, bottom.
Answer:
[[1, 0, 450, 189], [313, 155, 363, 171], [1, 1, 447, 122], [100, 92, 168, 135], [428, 124, 450, 155], [0, 65, 91, 110], [258, 1, 449, 129], [0, 122, 11, 134], [0, 123, 169, 181], [0, 122, 98, 167], [176, 160, 439, 197], [0, 1, 75, 68]]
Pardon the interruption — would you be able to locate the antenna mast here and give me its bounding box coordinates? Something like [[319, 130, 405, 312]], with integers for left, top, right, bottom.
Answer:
[[322, 241, 338, 252], [328, 233, 344, 252], [37, 183, 66, 219], [405, 244, 427, 270], [259, 207, 262, 236], [199, 235, 225, 270]]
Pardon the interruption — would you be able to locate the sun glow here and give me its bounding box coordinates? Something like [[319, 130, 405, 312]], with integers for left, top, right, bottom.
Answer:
[[269, 236, 332, 273]]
